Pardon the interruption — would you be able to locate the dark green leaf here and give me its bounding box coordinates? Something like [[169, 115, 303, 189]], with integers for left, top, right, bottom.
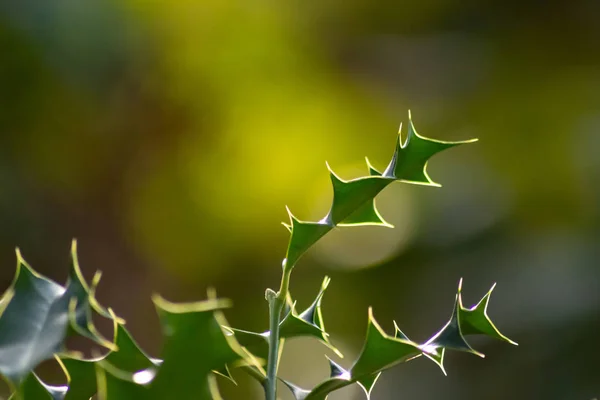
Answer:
[[0, 243, 112, 384], [59, 320, 158, 400], [97, 296, 247, 400]]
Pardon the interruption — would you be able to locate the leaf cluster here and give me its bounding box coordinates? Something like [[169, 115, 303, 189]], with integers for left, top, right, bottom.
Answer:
[[0, 113, 516, 399]]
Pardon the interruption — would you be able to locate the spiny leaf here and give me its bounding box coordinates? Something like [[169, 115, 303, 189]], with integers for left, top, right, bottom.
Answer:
[[8, 371, 67, 400], [327, 165, 393, 227], [393, 320, 446, 375], [458, 282, 518, 345], [96, 296, 247, 400], [280, 276, 342, 357], [349, 308, 422, 378], [67, 241, 117, 347], [58, 319, 158, 400], [283, 212, 331, 270], [284, 281, 515, 399], [0, 242, 113, 384], [424, 295, 484, 358], [227, 276, 342, 373], [382, 112, 477, 185], [284, 112, 476, 269], [423, 279, 517, 372], [284, 308, 425, 400]]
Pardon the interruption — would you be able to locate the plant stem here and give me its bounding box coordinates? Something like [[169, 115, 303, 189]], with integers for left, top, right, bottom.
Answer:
[[265, 264, 292, 400]]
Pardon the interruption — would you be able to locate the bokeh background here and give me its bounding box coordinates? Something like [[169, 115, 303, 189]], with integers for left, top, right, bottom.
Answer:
[[1, 0, 599, 398]]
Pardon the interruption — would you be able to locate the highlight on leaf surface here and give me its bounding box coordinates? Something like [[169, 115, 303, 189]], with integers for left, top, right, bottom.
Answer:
[[283, 111, 477, 270]]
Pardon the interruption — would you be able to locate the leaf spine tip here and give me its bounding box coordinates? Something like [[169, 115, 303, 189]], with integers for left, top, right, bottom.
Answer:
[[207, 287, 217, 299], [284, 205, 297, 221], [91, 270, 103, 287]]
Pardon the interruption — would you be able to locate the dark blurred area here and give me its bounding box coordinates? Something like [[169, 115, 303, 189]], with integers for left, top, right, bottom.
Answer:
[[1, 0, 599, 398]]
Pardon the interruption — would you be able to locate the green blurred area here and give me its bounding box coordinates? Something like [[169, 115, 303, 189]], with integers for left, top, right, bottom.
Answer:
[[0, 0, 599, 398]]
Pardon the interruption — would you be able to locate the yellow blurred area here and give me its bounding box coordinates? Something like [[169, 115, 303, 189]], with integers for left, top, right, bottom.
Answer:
[[112, 0, 405, 278]]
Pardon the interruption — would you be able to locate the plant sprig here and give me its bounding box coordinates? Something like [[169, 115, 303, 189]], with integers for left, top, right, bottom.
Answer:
[[0, 112, 516, 400]]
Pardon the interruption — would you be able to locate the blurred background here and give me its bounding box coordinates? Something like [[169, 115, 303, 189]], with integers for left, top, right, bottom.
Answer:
[[1, 0, 599, 398]]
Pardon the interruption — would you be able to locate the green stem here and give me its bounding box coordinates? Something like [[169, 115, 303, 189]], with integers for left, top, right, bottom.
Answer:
[[265, 263, 292, 400]]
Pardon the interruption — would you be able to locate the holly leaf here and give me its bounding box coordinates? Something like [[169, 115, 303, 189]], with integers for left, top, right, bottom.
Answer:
[[0, 241, 114, 385], [283, 308, 424, 400], [58, 318, 158, 400], [279, 276, 342, 357], [382, 111, 476, 185], [96, 295, 247, 400], [226, 275, 342, 380], [283, 280, 516, 399], [8, 371, 67, 400], [423, 279, 518, 370], [284, 112, 476, 269]]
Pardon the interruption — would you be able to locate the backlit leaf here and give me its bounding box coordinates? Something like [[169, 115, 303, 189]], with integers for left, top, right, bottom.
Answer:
[[283, 112, 476, 269]]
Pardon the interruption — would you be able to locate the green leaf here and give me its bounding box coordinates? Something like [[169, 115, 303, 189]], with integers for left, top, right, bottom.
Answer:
[[423, 296, 484, 358], [283, 308, 424, 400], [0, 242, 113, 384], [422, 279, 517, 372], [458, 282, 518, 345], [279, 276, 342, 357], [382, 111, 477, 185], [283, 212, 332, 270], [348, 308, 422, 378], [8, 371, 67, 400], [283, 112, 476, 269], [283, 280, 516, 399], [59, 320, 158, 400], [226, 276, 342, 379], [327, 165, 393, 227], [96, 296, 247, 400]]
